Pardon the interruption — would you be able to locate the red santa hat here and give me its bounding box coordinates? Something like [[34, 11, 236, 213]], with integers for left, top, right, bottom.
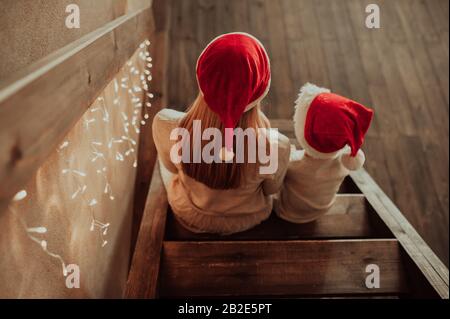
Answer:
[[196, 32, 271, 161], [294, 83, 374, 170]]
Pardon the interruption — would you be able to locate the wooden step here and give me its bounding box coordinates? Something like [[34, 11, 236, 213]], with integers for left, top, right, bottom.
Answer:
[[159, 239, 408, 297], [124, 162, 448, 299], [165, 194, 392, 241]]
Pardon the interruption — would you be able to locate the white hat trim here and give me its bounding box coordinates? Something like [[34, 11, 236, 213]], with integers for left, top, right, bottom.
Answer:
[[293, 82, 342, 160]]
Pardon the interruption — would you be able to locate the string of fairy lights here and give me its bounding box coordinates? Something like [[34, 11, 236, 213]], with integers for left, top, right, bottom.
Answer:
[[10, 39, 153, 280]]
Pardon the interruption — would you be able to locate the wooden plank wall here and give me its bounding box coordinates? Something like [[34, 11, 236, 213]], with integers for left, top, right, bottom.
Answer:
[[0, 2, 155, 298], [166, 0, 449, 266], [0, 45, 150, 298], [0, 7, 153, 214]]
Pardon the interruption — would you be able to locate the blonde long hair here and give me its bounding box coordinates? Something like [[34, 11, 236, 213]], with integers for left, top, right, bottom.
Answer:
[[179, 94, 270, 189]]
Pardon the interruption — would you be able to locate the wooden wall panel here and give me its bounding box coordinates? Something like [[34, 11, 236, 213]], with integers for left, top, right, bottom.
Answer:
[[0, 7, 153, 214], [0, 44, 151, 298]]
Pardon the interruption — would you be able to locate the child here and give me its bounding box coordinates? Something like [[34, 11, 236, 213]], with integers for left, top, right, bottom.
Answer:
[[153, 33, 290, 234], [274, 83, 374, 223]]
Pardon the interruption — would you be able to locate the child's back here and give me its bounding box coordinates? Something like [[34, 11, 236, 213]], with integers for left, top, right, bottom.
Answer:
[[275, 83, 374, 223], [276, 150, 349, 223]]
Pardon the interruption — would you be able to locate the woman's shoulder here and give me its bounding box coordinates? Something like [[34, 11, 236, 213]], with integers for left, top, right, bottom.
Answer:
[[153, 108, 185, 130], [152, 108, 186, 141], [154, 108, 186, 124], [266, 129, 291, 154]]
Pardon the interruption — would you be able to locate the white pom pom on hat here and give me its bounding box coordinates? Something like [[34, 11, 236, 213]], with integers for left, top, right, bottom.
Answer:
[[341, 148, 366, 171]]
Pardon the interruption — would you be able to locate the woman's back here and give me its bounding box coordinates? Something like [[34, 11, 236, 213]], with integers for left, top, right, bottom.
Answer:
[[153, 108, 290, 234]]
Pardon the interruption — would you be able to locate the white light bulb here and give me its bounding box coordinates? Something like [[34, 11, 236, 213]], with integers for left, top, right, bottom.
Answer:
[[27, 227, 47, 234], [13, 190, 27, 201]]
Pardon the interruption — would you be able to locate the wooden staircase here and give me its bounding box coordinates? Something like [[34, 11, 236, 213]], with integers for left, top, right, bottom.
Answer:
[[124, 159, 449, 299], [2, 0, 445, 299], [122, 1, 448, 299]]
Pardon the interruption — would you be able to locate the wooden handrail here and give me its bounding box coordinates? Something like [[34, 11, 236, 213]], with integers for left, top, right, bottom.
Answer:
[[0, 7, 154, 214], [124, 161, 168, 298], [350, 168, 449, 298]]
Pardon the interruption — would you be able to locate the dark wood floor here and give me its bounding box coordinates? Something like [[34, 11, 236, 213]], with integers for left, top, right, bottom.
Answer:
[[165, 0, 449, 265]]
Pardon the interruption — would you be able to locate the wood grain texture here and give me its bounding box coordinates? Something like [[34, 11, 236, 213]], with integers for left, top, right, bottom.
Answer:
[[160, 239, 408, 297], [166, 0, 449, 267], [350, 168, 449, 299], [165, 194, 392, 241], [124, 161, 168, 299], [0, 7, 154, 214]]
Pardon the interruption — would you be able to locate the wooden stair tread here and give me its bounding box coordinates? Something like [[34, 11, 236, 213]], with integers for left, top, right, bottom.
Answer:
[[165, 194, 392, 241], [159, 239, 408, 297]]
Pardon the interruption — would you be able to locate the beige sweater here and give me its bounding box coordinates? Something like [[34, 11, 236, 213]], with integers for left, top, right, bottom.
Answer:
[[274, 149, 349, 223], [152, 108, 291, 234]]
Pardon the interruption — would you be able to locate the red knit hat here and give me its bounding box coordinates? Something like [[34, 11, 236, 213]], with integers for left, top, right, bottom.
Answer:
[[294, 83, 374, 167], [196, 32, 271, 160]]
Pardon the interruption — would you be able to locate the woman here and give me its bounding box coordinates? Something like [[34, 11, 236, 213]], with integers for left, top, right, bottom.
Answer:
[[152, 33, 290, 234]]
